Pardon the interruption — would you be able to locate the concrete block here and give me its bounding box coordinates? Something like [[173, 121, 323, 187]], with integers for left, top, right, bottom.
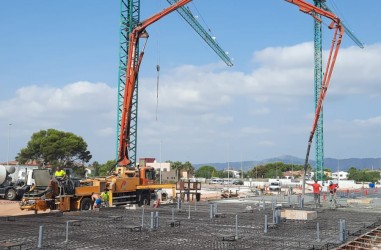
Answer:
[[281, 209, 317, 220]]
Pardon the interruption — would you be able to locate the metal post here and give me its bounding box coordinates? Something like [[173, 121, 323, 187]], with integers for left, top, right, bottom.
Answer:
[[188, 205, 191, 219], [155, 211, 159, 228], [342, 219, 346, 241], [235, 214, 239, 240], [172, 207, 174, 221], [300, 197, 304, 208], [65, 221, 69, 243], [275, 210, 280, 224], [37, 225, 44, 248], [317, 222, 320, 242], [263, 199, 266, 211], [264, 215, 268, 233], [141, 206, 145, 228], [178, 198, 181, 210], [210, 204, 214, 219], [150, 212, 154, 229], [339, 220, 344, 242], [271, 199, 275, 211], [272, 209, 276, 224]]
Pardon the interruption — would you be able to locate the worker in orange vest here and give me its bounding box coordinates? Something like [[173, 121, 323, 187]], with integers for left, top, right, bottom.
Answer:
[[328, 181, 339, 203], [307, 180, 322, 208]]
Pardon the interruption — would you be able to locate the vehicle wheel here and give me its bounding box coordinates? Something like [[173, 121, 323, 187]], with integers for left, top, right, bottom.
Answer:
[[5, 189, 17, 200], [80, 197, 92, 211]]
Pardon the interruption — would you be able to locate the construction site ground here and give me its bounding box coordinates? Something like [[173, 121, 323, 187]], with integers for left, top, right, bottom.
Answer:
[[1, 188, 381, 250]]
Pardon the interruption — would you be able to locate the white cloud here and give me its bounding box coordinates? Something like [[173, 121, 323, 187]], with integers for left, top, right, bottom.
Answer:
[[353, 116, 381, 127], [1, 42, 381, 164]]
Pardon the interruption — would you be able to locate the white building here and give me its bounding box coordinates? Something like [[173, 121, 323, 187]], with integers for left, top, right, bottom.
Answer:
[[224, 169, 240, 178], [146, 162, 171, 173], [331, 171, 348, 180]]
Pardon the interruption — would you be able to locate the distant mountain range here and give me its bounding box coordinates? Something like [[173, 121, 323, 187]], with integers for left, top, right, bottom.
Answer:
[[194, 155, 381, 172]]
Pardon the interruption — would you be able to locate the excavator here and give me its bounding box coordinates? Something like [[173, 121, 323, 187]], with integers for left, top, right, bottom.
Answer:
[[285, 0, 344, 196], [19, 0, 192, 212]]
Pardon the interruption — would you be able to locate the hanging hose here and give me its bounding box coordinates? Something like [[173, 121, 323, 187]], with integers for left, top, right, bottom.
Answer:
[[156, 64, 160, 121]]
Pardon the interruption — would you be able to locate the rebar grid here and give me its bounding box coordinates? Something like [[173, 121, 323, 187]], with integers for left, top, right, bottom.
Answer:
[[1, 201, 381, 250]]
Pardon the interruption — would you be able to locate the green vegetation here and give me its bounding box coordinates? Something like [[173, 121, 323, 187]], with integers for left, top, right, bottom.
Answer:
[[347, 167, 380, 183], [249, 162, 311, 179], [195, 165, 218, 178], [16, 129, 91, 168], [169, 161, 195, 180]]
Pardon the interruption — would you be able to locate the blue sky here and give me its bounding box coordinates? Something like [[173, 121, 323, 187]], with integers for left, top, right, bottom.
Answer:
[[1, 0, 381, 167]]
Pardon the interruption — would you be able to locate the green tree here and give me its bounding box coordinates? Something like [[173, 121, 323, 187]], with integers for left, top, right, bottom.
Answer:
[[348, 167, 379, 183], [170, 161, 184, 181], [72, 165, 87, 178], [249, 162, 307, 179], [347, 167, 358, 180], [183, 161, 195, 178], [195, 165, 217, 178], [216, 170, 224, 178], [99, 160, 117, 176], [16, 129, 92, 168]]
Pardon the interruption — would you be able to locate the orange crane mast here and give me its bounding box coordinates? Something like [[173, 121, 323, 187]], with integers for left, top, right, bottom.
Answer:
[[284, 0, 344, 196], [118, 0, 192, 167]]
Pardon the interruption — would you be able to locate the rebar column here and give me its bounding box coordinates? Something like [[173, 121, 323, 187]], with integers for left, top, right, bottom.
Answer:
[[264, 215, 268, 233], [141, 206, 145, 228], [317, 222, 321, 242], [37, 225, 44, 248], [155, 211, 159, 228], [235, 214, 239, 240], [65, 221, 70, 243]]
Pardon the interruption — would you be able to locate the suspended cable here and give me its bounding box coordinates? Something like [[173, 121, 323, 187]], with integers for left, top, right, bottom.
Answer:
[[330, 0, 353, 32], [190, 1, 214, 35], [156, 61, 160, 121], [155, 0, 162, 121]]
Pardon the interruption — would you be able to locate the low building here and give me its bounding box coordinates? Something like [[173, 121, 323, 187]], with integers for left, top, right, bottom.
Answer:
[[331, 171, 348, 180], [224, 169, 240, 178], [144, 158, 187, 183]]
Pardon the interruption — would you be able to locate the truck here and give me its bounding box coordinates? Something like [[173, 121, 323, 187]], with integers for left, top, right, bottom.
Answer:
[[0, 165, 26, 200], [19, 0, 189, 213], [269, 180, 281, 192], [20, 165, 175, 212]]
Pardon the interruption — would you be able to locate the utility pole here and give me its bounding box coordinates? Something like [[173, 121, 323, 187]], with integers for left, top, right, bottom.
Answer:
[[160, 140, 162, 184], [7, 123, 12, 166]]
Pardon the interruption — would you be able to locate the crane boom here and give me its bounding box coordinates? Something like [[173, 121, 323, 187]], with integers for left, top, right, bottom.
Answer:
[[166, 0, 233, 66], [321, 2, 364, 49], [118, 0, 192, 167], [285, 0, 344, 196]]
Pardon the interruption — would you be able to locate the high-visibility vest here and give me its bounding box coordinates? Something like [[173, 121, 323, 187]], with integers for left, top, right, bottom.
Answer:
[[55, 170, 66, 177], [101, 192, 109, 201]]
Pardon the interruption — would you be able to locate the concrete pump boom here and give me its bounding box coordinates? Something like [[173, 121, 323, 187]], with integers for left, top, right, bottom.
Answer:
[[285, 0, 344, 196], [118, 0, 192, 167]]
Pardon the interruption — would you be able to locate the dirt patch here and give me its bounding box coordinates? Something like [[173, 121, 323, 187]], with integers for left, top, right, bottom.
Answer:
[[0, 200, 49, 216]]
